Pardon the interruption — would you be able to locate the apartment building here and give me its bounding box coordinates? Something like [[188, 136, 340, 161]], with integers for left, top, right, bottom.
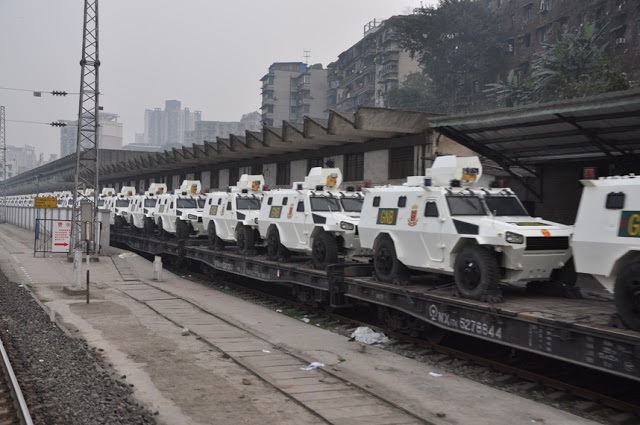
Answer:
[[143, 100, 201, 146], [327, 18, 421, 113], [59, 112, 123, 158], [490, 0, 640, 84], [260, 62, 328, 127]]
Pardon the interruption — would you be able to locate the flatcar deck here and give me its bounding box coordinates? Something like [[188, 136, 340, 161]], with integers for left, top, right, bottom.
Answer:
[[111, 233, 640, 382]]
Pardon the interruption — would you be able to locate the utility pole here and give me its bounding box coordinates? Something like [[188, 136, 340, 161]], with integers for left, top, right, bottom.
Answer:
[[0, 106, 5, 224], [70, 0, 100, 256]]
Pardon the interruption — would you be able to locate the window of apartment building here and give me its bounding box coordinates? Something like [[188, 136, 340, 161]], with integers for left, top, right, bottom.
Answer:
[[303, 75, 310, 84], [536, 25, 553, 44], [344, 153, 364, 181], [540, 0, 550, 13], [276, 161, 291, 186], [290, 106, 297, 114], [558, 17, 569, 34], [506, 39, 515, 54], [388, 146, 414, 180], [497, 0, 503, 8], [472, 80, 480, 94], [523, 4, 532, 22], [308, 157, 324, 172], [520, 33, 531, 47], [229, 167, 239, 185]]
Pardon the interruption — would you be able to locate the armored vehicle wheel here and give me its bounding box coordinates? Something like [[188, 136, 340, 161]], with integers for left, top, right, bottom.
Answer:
[[176, 219, 190, 240], [311, 232, 338, 270], [114, 216, 126, 231], [143, 217, 155, 235], [454, 245, 500, 299], [614, 262, 640, 331], [158, 219, 168, 240], [236, 225, 255, 255], [266, 227, 289, 261], [373, 237, 408, 284], [550, 258, 577, 286], [207, 222, 225, 250]]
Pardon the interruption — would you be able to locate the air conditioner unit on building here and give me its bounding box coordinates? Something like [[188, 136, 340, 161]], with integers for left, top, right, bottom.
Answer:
[[616, 37, 626, 45], [539, 1, 549, 11]]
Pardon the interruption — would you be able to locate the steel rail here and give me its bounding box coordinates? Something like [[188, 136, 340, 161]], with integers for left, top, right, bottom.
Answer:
[[0, 334, 34, 425]]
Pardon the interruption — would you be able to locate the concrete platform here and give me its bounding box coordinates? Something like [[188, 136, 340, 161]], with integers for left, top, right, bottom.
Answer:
[[0, 224, 600, 425]]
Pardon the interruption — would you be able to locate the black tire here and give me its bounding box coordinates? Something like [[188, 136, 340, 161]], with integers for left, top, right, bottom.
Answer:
[[614, 262, 640, 331], [373, 237, 408, 284], [453, 245, 500, 299], [550, 258, 577, 286], [158, 219, 167, 240], [130, 221, 139, 235], [236, 225, 255, 255], [143, 217, 155, 235], [207, 222, 225, 250], [176, 219, 190, 241], [311, 231, 338, 270], [114, 216, 126, 231], [266, 227, 289, 261]]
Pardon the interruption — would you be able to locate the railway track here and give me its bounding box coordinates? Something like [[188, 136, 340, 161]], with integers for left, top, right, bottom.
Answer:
[[167, 258, 640, 425], [0, 334, 33, 425]]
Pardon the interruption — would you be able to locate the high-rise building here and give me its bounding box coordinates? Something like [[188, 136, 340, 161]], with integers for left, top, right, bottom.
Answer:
[[327, 18, 421, 113], [260, 62, 328, 127], [143, 100, 201, 146], [59, 112, 123, 158], [6, 145, 35, 175]]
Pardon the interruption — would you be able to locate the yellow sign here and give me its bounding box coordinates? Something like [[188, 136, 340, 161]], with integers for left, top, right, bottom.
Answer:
[[34, 197, 58, 208]]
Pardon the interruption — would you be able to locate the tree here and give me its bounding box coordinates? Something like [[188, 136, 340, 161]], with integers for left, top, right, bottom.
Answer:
[[385, 72, 436, 111], [394, 0, 500, 113], [485, 23, 630, 106]]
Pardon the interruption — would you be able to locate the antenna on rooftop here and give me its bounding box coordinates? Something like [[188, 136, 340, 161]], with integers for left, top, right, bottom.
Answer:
[[303, 50, 310, 65]]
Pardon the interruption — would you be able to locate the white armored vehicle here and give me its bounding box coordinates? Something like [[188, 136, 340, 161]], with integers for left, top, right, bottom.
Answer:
[[154, 180, 205, 240], [572, 175, 640, 331], [358, 155, 575, 301], [111, 186, 136, 229], [257, 167, 365, 269], [129, 183, 167, 235], [202, 175, 265, 254]]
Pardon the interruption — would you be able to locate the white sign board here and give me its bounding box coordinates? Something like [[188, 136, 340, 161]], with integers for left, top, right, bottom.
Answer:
[[52, 221, 72, 252]]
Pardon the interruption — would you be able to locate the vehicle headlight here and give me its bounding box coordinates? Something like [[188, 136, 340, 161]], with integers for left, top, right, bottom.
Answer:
[[340, 221, 355, 230], [121, 211, 127, 216], [505, 231, 524, 244], [188, 214, 197, 220]]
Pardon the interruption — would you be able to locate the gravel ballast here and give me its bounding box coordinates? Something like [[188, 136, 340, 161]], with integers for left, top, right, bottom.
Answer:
[[0, 271, 156, 425]]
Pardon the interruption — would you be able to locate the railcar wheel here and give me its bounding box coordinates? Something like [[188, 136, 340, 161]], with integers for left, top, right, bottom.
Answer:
[[143, 217, 155, 235], [311, 232, 338, 270], [373, 237, 408, 284], [266, 227, 289, 261], [453, 245, 500, 299], [207, 222, 225, 250], [236, 225, 255, 255], [614, 262, 640, 331], [176, 219, 190, 241]]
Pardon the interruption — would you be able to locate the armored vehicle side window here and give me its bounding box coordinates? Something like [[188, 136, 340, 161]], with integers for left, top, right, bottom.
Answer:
[[446, 195, 486, 216], [424, 201, 438, 217], [144, 199, 157, 207], [282, 197, 288, 205], [267, 197, 273, 205], [177, 199, 197, 208], [116, 199, 129, 207], [606, 192, 625, 209], [484, 195, 528, 216], [341, 197, 363, 212], [237, 198, 261, 210], [398, 196, 407, 208], [97, 200, 105, 207], [198, 199, 205, 208], [226, 201, 232, 211], [297, 201, 305, 212], [310, 196, 341, 212], [217, 198, 222, 205], [373, 196, 380, 207]]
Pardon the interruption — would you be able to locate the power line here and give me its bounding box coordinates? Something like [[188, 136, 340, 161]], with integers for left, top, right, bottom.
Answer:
[[0, 86, 78, 96]]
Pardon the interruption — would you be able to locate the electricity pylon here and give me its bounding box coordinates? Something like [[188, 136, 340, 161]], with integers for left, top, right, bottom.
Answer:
[[69, 0, 100, 255]]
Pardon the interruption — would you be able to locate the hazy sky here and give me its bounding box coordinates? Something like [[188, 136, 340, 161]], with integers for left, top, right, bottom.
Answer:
[[0, 0, 436, 159]]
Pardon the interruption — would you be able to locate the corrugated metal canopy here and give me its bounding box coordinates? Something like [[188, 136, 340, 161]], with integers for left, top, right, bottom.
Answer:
[[429, 88, 640, 172]]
